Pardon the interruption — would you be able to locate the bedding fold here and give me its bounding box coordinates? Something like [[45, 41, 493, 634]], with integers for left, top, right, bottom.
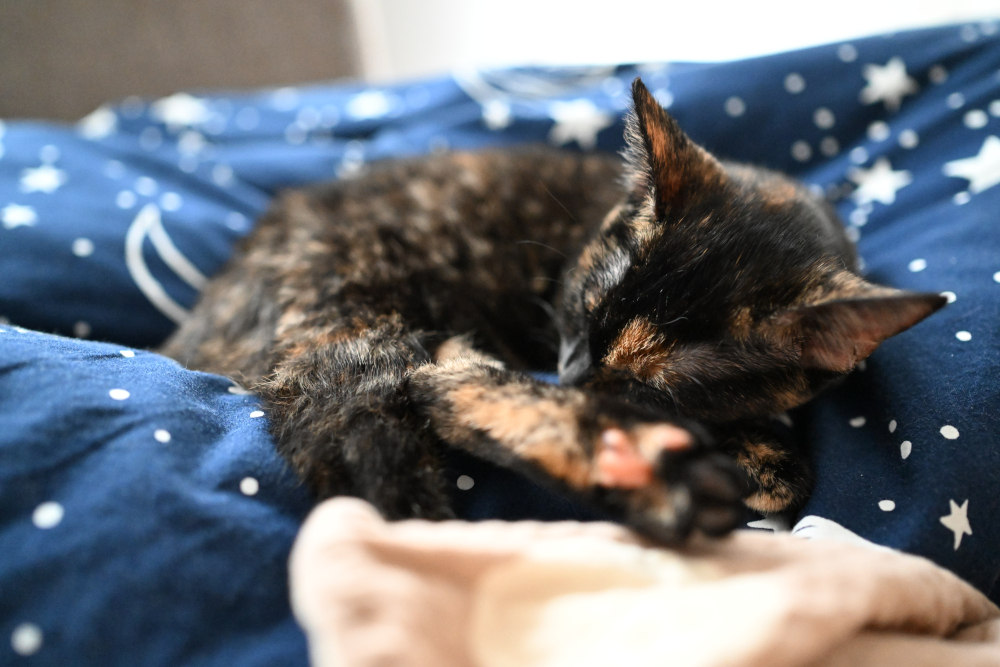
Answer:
[[290, 498, 1000, 667]]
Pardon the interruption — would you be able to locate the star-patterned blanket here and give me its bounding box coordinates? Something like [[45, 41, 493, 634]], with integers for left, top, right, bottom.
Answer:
[[2, 21, 999, 666]]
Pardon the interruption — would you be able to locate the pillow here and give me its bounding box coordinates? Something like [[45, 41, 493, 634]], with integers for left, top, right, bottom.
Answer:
[[1, 20, 999, 664]]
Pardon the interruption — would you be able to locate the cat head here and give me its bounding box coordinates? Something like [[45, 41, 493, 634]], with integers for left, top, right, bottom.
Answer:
[[557, 79, 946, 422]]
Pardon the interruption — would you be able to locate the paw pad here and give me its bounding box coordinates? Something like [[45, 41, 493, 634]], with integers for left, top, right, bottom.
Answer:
[[595, 425, 693, 489]]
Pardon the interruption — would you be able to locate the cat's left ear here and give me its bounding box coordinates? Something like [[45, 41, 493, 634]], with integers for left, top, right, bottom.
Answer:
[[626, 79, 726, 220], [774, 287, 947, 372]]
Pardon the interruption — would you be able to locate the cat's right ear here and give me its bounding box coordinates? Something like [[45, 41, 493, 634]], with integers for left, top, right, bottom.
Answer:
[[775, 291, 947, 372], [625, 79, 726, 220]]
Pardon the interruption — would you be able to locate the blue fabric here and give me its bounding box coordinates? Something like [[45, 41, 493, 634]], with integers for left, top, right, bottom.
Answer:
[[0, 330, 313, 665], [2, 21, 1000, 664]]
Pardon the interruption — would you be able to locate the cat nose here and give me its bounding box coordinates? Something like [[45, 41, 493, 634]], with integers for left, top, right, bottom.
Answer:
[[558, 338, 592, 387]]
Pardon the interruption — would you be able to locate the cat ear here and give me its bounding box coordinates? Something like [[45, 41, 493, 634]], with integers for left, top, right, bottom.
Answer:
[[625, 78, 725, 220], [776, 289, 947, 372]]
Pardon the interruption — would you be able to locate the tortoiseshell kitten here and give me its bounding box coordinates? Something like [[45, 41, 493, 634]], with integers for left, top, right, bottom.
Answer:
[[162, 80, 945, 542]]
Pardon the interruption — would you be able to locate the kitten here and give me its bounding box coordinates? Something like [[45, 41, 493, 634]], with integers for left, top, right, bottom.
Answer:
[[161, 80, 945, 543]]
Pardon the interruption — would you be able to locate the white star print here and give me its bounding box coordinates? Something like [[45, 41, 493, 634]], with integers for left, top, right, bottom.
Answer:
[[78, 105, 118, 140], [482, 100, 512, 130], [150, 93, 211, 129], [940, 499, 972, 550], [20, 164, 67, 194], [859, 57, 918, 112], [848, 157, 912, 205], [347, 91, 392, 119], [548, 99, 613, 150], [2, 203, 38, 229], [943, 136, 1000, 194]]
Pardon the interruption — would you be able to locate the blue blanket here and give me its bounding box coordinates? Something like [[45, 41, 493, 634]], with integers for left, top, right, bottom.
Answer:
[[2, 22, 999, 665]]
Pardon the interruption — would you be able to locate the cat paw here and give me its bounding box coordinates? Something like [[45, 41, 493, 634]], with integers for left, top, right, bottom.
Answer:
[[594, 423, 749, 544], [594, 425, 693, 488]]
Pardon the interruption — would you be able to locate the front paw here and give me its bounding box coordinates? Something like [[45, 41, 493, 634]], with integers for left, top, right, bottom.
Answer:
[[594, 423, 749, 544]]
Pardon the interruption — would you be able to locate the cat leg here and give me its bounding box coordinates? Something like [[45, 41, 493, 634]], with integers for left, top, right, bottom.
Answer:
[[718, 423, 814, 515], [410, 340, 748, 543], [257, 315, 455, 520]]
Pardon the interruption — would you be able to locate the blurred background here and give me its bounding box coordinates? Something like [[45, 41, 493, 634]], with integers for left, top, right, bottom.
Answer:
[[3, 0, 1000, 120]]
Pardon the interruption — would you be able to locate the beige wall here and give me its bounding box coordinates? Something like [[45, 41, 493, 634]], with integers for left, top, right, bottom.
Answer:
[[354, 0, 1000, 83], [0, 0, 361, 120]]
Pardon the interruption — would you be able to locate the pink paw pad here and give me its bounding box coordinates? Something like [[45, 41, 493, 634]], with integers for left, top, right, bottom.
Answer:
[[595, 425, 693, 488]]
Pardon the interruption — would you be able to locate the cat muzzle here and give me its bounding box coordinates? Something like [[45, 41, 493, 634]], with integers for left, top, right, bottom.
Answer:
[[558, 337, 592, 386]]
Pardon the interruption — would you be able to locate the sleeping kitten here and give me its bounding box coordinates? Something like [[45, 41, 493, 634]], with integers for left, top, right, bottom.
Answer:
[[161, 80, 945, 542]]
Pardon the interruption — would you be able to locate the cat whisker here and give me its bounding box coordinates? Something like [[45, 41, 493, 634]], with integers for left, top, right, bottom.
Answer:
[[531, 297, 558, 324], [516, 240, 567, 258], [534, 276, 564, 286], [665, 386, 679, 406], [527, 327, 561, 353], [541, 183, 579, 225]]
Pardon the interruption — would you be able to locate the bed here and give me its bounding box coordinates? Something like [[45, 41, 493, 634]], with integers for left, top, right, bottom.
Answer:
[[2, 22, 999, 665]]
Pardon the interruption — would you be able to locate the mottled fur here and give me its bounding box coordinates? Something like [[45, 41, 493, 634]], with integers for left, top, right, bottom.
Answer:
[[162, 80, 945, 542]]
